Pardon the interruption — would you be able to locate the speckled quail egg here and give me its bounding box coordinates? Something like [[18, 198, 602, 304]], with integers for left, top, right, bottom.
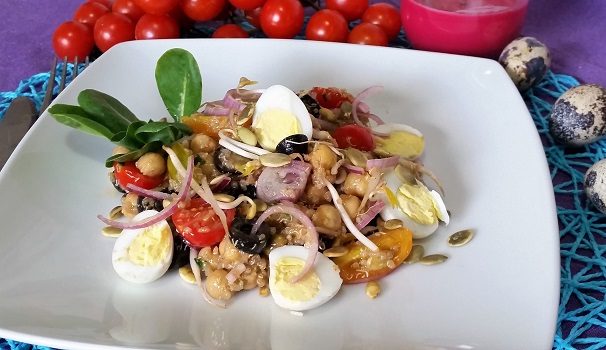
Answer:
[[584, 159, 606, 214], [112, 210, 174, 283], [268, 245, 342, 312], [499, 37, 551, 91], [549, 84, 606, 146], [252, 85, 313, 152], [379, 169, 449, 239]]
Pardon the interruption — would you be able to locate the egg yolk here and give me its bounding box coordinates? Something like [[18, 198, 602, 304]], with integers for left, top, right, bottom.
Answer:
[[378, 131, 425, 159], [127, 224, 171, 266], [396, 183, 439, 225], [273, 257, 320, 302], [254, 108, 303, 151]]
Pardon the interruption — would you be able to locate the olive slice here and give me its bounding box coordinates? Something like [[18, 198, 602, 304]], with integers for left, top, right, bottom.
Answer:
[[275, 134, 309, 155], [229, 216, 269, 254], [300, 94, 321, 118], [213, 146, 249, 175]]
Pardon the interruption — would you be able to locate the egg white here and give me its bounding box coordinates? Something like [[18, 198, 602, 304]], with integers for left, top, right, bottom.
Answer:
[[268, 245, 342, 312], [372, 122, 423, 137], [112, 210, 174, 284], [252, 85, 313, 140]]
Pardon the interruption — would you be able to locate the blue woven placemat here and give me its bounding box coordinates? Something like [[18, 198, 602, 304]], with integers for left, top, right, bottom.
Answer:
[[0, 49, 605, 350]]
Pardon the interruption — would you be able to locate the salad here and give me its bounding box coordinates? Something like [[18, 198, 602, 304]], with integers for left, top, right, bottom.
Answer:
[[49, 48, 449, 312]]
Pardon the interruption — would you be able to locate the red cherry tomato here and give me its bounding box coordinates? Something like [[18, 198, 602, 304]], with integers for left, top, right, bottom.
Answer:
[[347, 23, 388, 46], [331, 124, 375, 151], [135, 13, 180, 39], [309, 86, 354, 109], [325, 0, 368, 22], [88, 0, 114, 9], [212, 24, 250, 38], [244, 7, 262, 29], [114, 161, 164, 191], [112, 0, 145, 23], [180, 0, 227, 21], [74, 2, 111, 29], [172, 198, 236, 248], [134, 0, 178, 14], [361, 3, 401, 41], [228, 0, 265, 11], [260, 0, 304, 39], [305, 9, 348, 43], [94, 13, 135, 52], [52, 21, 95, 61]]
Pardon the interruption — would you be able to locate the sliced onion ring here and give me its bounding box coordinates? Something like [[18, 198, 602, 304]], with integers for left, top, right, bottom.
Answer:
[[355, 200, 386, 230], [352, 85, 384, 127], [366, 156, 400, 170], [190, 248, 227, 308], [125, 184, 171, 201]]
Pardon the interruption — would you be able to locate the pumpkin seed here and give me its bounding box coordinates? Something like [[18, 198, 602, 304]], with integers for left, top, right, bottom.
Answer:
[[344, 148, 367, 167], [259, 153, 292, 167], [419, 254, 448, 265], [102, 226, 122, 238], [340, 101, 352, 115], [323, 246, 349, 258], [365, 281, 381, 299], [394, 164, 416, 185], [319, 107, 337, 122], [209, 174, 229, 186], [109, 206, 123, 220], [214, 193, 235, 202], [384, 219, 403, 230], [373, 147, 391, 158], [237, 126, 258, 146], [403, 245, 424, 264], [448, 229, 474, 247], [178, 266, 197, 284], [254, 199, 268, 212], [236, 105, 254, 125]]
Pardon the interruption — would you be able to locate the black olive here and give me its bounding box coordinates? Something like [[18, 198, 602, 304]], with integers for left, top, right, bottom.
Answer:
[[137, 196, 163, 213], [109, 171, 126, 193], [318, 235, 335, 252], [224, 179, 257, 199], [169, 236, 191, 270], [229, 216, 269, 254], [213, 146, 249, 175], [275, 134, 309, 155], [300, 94, 321, 118]]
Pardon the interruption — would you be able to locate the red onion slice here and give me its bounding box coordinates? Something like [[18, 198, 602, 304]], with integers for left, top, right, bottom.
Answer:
[[366, 156, 400, 170], [203, 104, 231, 116], [125, 184, 171, 201], [252, 204, 318, 283], [98, 156, 194, 230], [343, 163, 365, 174], [355, 200, 386, 230], [352, 86, 384, 127], [225, 262, 246, 284]]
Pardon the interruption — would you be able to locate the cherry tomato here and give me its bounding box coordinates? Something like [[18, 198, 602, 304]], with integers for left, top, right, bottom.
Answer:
[[52, 21, 95, 61], [135, 14, 180, 39], [88, 0, 114, 9], [112, 0, 145, 23], [74, 2, 111, 29], [347, 23, 388, 46], [332, 124, 375, 151], [114, 161, 164, 191], [94, 13, 135, 52], [244, 7, 262, 29], [172, 198, 236, 248], [309, 86, 353, 109], [134, 0, 178, 14], [228, 0, 265, 11], [260, 0, 304, 39], [212, 24, 250, 38], [361, 3, 402, 41], [325, 0, 368, 22], [305, 9, 348, 43], [332, 228, 413, 284], [180, 0, 227, 21]]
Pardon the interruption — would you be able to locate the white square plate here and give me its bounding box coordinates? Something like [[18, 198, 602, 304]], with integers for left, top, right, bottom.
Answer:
[[0, 39, 559, 350]]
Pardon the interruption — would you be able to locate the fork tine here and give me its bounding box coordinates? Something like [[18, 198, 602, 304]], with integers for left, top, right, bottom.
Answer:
[[40, 57, 57, 113], [73, 56, 80, 79], [58, 56, 68, 93]]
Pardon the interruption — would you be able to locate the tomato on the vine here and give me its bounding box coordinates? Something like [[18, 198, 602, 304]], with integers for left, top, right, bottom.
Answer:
[[135, 13, 180, 39], [88, 0, 114, 9], [347, 22, 388, 46], [325, 0, 368, 22], [114, 161, 164, 191], [228, 0, 265, 11], [94, 13, 135, 52], [74, 2, 111, 29], [180, 0, 227, 21], [52, 21, 95, 61], [134, 0, 178, 14], [112, 0, 146, 23], [361, 3, 402, 40], [332, 124, 375, 151], [260, 0, 304, 39], [309, 86, 353, 109], [172, 198, 236, 248], [212, 24, 250, 38], [305, 9, 348, 43]]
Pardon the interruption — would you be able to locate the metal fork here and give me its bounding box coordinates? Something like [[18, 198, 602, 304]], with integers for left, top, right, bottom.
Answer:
[[40, 56, 90, 113]]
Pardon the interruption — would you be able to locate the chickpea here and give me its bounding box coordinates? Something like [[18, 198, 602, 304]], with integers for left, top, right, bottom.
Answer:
[[219, 236, 244, 263], [303, 184, 331, 205], [342, 173, 369, 198], [190, 134, 218, 154], [309, 144, 337, 170], [135, 152, 166, 178], [205, 269, 233, 300], [340, 194, 361, 220], [312, 204, 342, 231], [121, 193, 139, 218], [113, 145, 130, 156]]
